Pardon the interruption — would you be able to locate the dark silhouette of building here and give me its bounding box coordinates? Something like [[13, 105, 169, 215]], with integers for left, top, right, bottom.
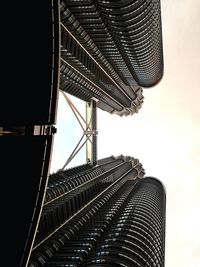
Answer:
[[1, 2, 60, 267]]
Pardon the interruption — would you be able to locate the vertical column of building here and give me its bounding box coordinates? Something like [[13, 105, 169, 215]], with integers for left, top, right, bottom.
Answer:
[[91, 101, 97, 165], [0, 2, 60, 267], [86, 100, 98, 166], [28, 170, 166, 267], [84, 177, 166, 267], [95, 0, 164, 87]]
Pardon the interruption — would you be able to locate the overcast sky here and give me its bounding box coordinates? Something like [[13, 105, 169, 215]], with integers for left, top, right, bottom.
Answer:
[[50, 1, 200, 266]]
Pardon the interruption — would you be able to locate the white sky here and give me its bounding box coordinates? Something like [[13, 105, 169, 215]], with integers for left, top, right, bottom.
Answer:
[[50, 93, 86, 172], [50, 0, 200, 266]]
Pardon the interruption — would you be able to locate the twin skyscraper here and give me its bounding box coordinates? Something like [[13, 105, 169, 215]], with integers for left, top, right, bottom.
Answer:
[[1, 1, 166, 266]]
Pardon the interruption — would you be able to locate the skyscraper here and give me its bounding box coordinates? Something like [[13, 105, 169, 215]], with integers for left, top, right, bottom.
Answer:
[[28, 156, 165, 267], [59, 0, 164, 115], [0, 1, 166, 266]]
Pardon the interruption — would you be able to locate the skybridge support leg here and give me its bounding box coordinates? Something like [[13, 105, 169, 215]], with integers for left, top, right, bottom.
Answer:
[[86, 100, 98, 166]]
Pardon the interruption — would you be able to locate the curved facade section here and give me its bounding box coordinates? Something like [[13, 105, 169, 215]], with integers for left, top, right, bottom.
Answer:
[[59, 0, 165, 115], [59, 0, 163, 116], [27, 174, 166, 267], [85, 176, 166, 267], [27, 156, 146, 267], [96, 0, 164, 87], [27, 159, 166, 267]]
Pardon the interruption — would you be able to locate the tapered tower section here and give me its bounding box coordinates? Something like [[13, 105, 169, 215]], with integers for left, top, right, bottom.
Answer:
[[27, 157, 166, 267], [59, 0, 164, 115]]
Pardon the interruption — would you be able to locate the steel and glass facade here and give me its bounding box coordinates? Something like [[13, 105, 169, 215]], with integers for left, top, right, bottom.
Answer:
[[1, 2, 166, 266], [59, 0, 164, 115], [28, 157, 165, 267]]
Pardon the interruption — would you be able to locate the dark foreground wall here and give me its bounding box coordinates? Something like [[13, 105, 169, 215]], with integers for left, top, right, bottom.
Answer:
[[0, 2, 60, 266]]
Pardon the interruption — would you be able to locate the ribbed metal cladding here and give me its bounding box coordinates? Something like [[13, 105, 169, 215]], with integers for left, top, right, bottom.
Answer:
[[93, 0, 164, 88], [28, 175, 165, 267], [85, 177, 166, 267], [59, 0, 164, 116], [59, 0, 163, 115], [27, 155, 146, 267]]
